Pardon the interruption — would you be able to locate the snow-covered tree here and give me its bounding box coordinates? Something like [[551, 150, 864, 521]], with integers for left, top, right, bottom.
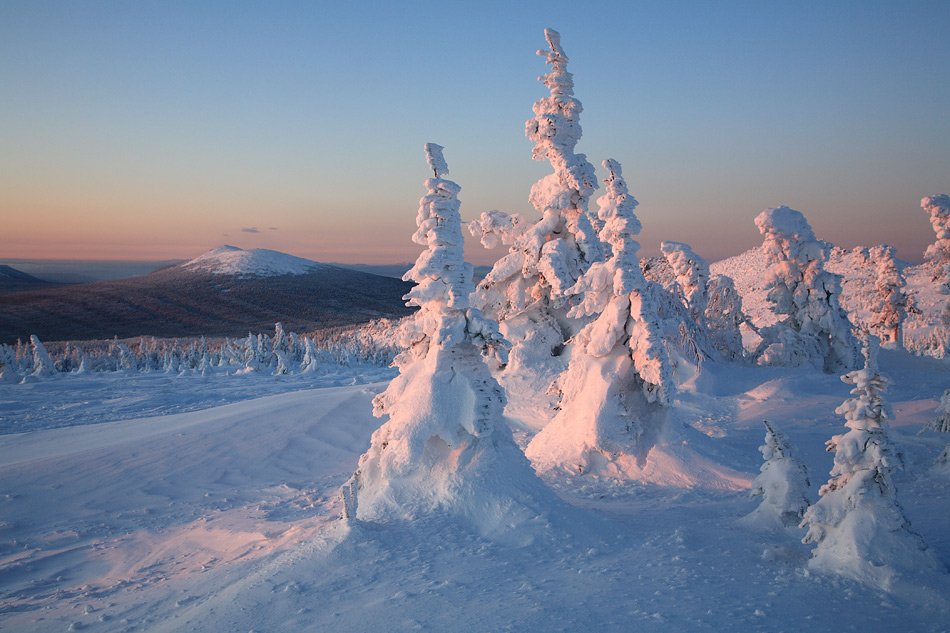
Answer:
[[921, 194, 950, 287], [470, 28, 603, 376], [926, 389, 950, 433], [342, 144, 549, 538], [525, 158, 675, 475], [300, 337, 319, 374], [801, 340, 938, 589], [704, 274, 747, 360], [661, 241, 709, 326], [868, 245, 908, 347], [743, 421, 810, 529], [29, 335, 57, 378], [0, 345, 19, 383], [754, 206, 859, 372]]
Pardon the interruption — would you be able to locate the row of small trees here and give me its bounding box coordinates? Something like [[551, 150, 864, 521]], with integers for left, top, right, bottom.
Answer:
[[0, 320, 402, 383]]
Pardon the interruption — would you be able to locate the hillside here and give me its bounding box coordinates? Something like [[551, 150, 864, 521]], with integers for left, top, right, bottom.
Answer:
[[0, 247, 414, 343], [0, 264, 61, 294]]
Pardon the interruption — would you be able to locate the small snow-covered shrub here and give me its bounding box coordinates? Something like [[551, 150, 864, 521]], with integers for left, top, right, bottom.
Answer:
[[742, 421, 809, 529]]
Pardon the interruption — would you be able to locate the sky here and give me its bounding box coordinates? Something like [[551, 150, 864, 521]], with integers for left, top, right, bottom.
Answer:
[[1, 0, 948, 265]]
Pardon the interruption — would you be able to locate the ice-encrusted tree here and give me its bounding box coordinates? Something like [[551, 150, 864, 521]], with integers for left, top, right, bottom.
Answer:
[[29, 335, 57, 378], [921, 194, 950, 287], [525, 158, 674, 474], [704, 274, 747, 360], [470, 29, 603, 371], [754, 206, 859, 372], [0, 345, 19, 383], [926, 389, 950, 433], [661, 241, 710, 326], [342, 144, 551, 537], [868, 245, 908, 347], [743, 421, 810, 529], [801, 340, 938, 589]]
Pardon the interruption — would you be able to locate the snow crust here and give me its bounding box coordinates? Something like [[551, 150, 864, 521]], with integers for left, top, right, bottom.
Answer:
[[181, 245, 328, 277]]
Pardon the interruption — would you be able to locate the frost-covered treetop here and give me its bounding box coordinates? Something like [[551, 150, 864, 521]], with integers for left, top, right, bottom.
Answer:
[[660, 240, 710, 319], [760, 420, 791, 462], [569, 159, 644, 317], [424, 142, 449, 178], [597, 159, 643, 295], [523, 27, 602, 266], [922, 194, 950, 242], [754, 206, 824, 265], [403, 144, 473, 319], [528, 28, 582, 161], [836, 338, 889, 433]]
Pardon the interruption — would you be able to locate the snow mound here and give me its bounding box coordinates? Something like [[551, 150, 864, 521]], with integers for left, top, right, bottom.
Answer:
[[182, 246, 327, 277]]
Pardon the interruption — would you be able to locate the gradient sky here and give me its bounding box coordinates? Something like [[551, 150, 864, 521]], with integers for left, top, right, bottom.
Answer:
[[2, 1, 948, 265]]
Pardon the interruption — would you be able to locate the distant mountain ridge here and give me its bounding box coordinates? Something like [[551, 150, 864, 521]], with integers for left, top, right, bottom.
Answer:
[[0, 247, 414, 343], [0, 265, 61, 293]]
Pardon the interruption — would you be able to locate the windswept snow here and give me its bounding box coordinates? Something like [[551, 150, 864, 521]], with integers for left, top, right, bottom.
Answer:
[[1, 349, 948, 632], [181, 245, 329, 277]]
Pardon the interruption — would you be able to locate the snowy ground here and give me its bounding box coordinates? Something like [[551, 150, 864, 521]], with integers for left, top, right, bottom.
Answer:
[[1, 352, 948, 632]]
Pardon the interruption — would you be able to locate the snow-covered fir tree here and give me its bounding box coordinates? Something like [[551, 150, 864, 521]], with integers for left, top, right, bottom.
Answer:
[[704, 273, 747, 360], [0, 345, 19, 383], [525, 158, 675, 476], [868, 245, 908, 347], [342, 144, 551, 538], [661, 241, 710, 326], [469, 28, 602, 380], [926, 389, 950, 433], [801, 339, 939, 589], [29, 335, 57, 378], [921, 194, 950, 287], [754, 206, 859, 372], [742, 421, 810, 529]]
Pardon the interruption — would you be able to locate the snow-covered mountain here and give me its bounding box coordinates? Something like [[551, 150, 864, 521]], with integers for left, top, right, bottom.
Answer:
[[182, 245, 329, 277], [0, 248, 414, 344]]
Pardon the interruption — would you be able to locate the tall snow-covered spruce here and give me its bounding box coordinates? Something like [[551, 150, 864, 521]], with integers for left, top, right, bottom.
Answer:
[[469, 29, 602, 382], [341, 144, 553, 540], [801, 340, 940, 590], [754, 206, 859, 372], [525, 159, 677, 478]]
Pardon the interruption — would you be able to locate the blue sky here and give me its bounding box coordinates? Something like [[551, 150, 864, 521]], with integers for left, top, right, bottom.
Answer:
[[1, 0, 948, 263]]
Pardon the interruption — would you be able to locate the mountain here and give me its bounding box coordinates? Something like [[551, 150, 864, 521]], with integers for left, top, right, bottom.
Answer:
[[0, 265, 61, 294], [182, 245, 329, 277], [0, 247, 414, 343]]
